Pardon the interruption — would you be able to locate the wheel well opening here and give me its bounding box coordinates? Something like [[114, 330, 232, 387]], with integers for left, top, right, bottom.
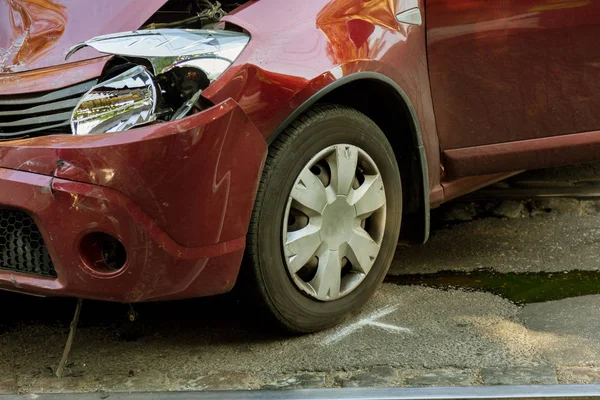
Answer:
[[317, 79, 427, 244]]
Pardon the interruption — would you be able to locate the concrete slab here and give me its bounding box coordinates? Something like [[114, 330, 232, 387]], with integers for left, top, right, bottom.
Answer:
[[404, 370, 476, 387], [558, 367, 600, 384], [390, 213, 600, 275], [480, 366, 558, 386], [519, 296, 600, 366], [335, 367, 398, 388]]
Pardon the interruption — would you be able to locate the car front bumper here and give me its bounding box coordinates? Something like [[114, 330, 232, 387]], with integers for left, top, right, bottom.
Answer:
[[0, 99, 267, 302]]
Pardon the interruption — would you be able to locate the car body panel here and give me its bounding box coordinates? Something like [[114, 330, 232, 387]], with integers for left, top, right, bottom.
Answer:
[[445, 129, 600, 178], [0, 99, 267, 248], [0, 168, 246, 302], [0, 58, 107, 95], [0, 0, 166, 74], [208, 0, 442, 192], [427, 0, 600, 151], [0, 99, 266, 301]]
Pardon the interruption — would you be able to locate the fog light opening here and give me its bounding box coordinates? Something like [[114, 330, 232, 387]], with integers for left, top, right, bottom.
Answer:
[[80, 233, 127, 273]]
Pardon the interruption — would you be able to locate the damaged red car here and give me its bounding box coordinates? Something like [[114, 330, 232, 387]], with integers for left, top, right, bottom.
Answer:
[[1, 0, 599, 332]]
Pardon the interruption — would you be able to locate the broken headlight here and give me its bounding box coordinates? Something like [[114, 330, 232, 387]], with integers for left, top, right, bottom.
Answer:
[[66, 29, 250, 135]]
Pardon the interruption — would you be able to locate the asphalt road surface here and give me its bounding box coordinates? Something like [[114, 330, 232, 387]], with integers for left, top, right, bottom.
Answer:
[[2, 166, 600, 395]]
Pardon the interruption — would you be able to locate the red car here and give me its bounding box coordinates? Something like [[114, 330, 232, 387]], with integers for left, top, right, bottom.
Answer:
[[1, 0, 599, 332]]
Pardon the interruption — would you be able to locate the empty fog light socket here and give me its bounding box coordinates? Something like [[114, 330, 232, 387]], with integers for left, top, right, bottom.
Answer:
[[80, 232, 127, 273]]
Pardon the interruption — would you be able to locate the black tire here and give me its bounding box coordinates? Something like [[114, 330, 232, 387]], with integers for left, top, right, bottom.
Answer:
[[246, 105, 402, 333]]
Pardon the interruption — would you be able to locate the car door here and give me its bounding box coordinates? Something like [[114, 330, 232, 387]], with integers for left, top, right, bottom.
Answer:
[[426, 0, 600, 178]]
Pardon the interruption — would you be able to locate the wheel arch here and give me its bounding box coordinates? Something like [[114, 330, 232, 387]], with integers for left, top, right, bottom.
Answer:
[[269, 72, 430, 245]]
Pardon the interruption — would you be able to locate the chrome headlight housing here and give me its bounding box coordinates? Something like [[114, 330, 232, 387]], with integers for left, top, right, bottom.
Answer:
[[66, 29, 250, 135], [71, 65, 158, 135]]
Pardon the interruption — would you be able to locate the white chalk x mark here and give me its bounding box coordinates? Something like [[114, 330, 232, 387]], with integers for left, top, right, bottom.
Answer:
[[321, 304, 412, 345]]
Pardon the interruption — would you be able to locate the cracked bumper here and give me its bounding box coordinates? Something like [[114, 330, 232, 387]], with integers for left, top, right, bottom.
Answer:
[[0, 100, 267, 302]]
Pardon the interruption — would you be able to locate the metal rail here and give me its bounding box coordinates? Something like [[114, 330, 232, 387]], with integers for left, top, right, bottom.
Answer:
[[3, 385, 600, 400]]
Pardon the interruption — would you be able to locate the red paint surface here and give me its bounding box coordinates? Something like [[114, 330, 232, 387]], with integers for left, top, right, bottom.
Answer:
[[427, 0, 600, 150], [0, 100, 267, 248], [445, 129, 600, 178], [0, 169, 246, 302], [208, 0, 441, 191], [0, 100, 265, 301], [0, 0, 166, 73], [0, 57, 107, 95]]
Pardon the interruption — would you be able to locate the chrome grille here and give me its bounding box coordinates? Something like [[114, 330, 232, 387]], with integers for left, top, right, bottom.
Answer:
[[0, 80, 97, 140]]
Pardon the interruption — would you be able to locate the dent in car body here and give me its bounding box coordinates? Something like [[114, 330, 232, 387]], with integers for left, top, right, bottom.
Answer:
[[0, 99, 267, 248], [0, 0, 168, 73], [0, 99, 265, 302], [0, 0, 67, 73]]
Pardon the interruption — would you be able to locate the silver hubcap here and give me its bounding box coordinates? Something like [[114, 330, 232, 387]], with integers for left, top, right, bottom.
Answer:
[[282, 144, 387, 301]]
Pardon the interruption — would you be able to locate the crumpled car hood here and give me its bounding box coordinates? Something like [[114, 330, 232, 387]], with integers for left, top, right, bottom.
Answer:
[[0, 0, 167, 74]]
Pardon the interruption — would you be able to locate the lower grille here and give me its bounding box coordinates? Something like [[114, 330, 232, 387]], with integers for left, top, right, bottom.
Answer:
[[0, 210, 57, 277]]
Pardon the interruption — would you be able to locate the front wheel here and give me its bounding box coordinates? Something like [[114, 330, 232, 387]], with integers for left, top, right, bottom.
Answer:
[[246, 105, 402, 332]]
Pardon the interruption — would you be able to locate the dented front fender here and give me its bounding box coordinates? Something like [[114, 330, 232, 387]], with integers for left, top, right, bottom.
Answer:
[[0, 99, 267, 248]]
